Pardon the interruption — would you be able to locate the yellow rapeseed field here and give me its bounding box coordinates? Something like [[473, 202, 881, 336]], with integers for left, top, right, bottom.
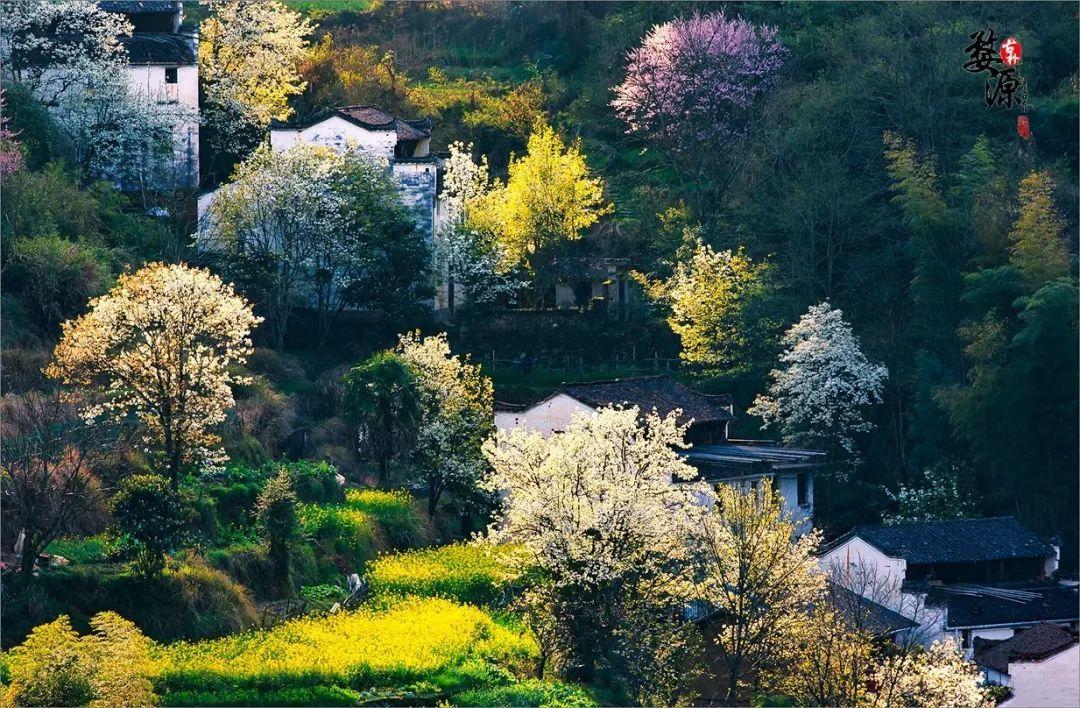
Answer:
[[154, 596, 538, 692]]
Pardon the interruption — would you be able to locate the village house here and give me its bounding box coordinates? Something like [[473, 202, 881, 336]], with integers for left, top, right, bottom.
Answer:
[[820, 517, 1079, 650], [100, 0, 199, 188], [973, 622, 1080, 707], [495, 375, 825, 532], [196, 103, 452, 307]]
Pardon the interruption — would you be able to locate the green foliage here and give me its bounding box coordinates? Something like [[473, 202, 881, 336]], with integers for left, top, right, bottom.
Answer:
[[1, 615, 92, 707], [298, 502, 379, 570], [5, 234, 112, 335], [344, 489, 427, 549], [341, 352, 421, 485], [111, 475, 195, 577], [0, 83, 74, 169], [254, 471, 301, 589], [44, 534, 123, 565], [451, 679, 597, 707], [367, 543, 525, 606]]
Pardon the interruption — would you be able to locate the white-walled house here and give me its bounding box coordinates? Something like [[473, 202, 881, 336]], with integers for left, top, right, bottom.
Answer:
[[973, 622, 1080, 707], [495, 376, 825, 533], [820, 517, 1078, 649], [198, 105, 443, 245], [102, 0, 199, 188]]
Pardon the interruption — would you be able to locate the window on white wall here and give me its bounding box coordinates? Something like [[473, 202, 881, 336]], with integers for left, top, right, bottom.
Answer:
[[797, 472, 809, 507], [165, 67, 178, 84]]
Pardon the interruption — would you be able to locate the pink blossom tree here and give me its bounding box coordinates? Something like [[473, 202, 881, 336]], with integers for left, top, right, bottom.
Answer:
[[0, 90, 23, 177], [612, 12, 786, 211]]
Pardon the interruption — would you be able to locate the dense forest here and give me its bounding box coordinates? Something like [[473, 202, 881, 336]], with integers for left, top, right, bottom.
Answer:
[[0, 2, 1077, 705]]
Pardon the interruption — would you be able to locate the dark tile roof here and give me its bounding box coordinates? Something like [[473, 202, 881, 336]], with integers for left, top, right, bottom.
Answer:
[[828, 517, 1055, 565], [974, 622, 1078, 673], [282, 106, 433, 142], [120, 33, 194, 64], [561, 376, 733, 426], [918, 582, 1080, 630], [828, 583, 919, 636], [100, 0, 180, 13], [684, 442, 826, 479]]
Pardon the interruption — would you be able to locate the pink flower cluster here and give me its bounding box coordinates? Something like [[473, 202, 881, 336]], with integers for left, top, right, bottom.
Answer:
[[612, 11, 786, 148], [0, 90, 23, 177]]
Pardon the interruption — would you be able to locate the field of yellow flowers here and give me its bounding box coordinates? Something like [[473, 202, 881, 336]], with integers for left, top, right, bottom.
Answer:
[[367, 542, 529, 606], [154, 596, 539, 702]]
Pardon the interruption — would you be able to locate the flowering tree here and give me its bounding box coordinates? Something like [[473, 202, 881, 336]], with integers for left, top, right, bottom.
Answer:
[[46, 263, 261, 487], [2, 0, 191, 189], [636, 238, 773, 373], [397, 332, 493, 518], [204, 143, 428, 348], [483, 407, 705, 698], [199, 0, 312, 155], [870, 640, 990, 708], [697, 484, 825, 702], [2, 0, 130, 106], [470, 123, 611, 307], [883, 462, 978, 525], [612, 11, 785, 209], [0, 90, 24, 177], [435, 141, 522, 314], [749, 301, 888, 458]]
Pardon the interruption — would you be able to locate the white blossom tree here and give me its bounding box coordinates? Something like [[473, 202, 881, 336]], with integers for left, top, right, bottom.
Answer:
[[397, 332, 493, 518], [870, 640, 991, 708], [199, 0, 312, 155], [2, 0, 192, 190], [749, 301, 888, 458], [482, 407, 706, 698], [202, 143, 428, 349], [435, 141, 522, 314], [2, 0, 130, 106], [883, 462, 978, 525], [46, 263, 261, 487]]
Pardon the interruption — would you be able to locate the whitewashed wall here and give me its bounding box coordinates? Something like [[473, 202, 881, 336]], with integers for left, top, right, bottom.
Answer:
[[126, 63, 199, 188], [270, 116, 396, 158], [495, 394, 597, 438], [1002, 644, 1080, 707]]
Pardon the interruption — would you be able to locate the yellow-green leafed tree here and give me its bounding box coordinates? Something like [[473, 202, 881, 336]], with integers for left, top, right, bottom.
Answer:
[[637, 238, 772, 373], [698, 485, 824, 703], [1009, 170, 1070, 287], [199, 0, 312, 153], [46, 263, 262, 488], [473, 122, 611, 306], [2, 613, 157, 708]]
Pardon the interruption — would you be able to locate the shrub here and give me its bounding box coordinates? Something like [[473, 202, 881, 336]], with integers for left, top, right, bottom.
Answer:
[[6, 234, 112, 335], [345, 489, 427, 549], [0, 615, 92, 707], [297, 503, 379, 571], [451, 679, 597, 707], [202, 481, 262, 528], [1, 612, 158, 708], [16, 561, 258, 645], [153, 596, 539, 696], [255, 471, 300, 590], [284, 460, 343, 504], [367, 543, 526, 606], [111, 474, 195, 577]]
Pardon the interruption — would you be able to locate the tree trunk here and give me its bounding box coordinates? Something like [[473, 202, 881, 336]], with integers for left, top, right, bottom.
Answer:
[[447, 274, 456, 320], [20, 539, 38, 576]]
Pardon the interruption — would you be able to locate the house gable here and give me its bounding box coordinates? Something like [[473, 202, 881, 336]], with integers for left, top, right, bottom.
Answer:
[[494, 393, 597, 438], [270, 115, 397, 159]]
